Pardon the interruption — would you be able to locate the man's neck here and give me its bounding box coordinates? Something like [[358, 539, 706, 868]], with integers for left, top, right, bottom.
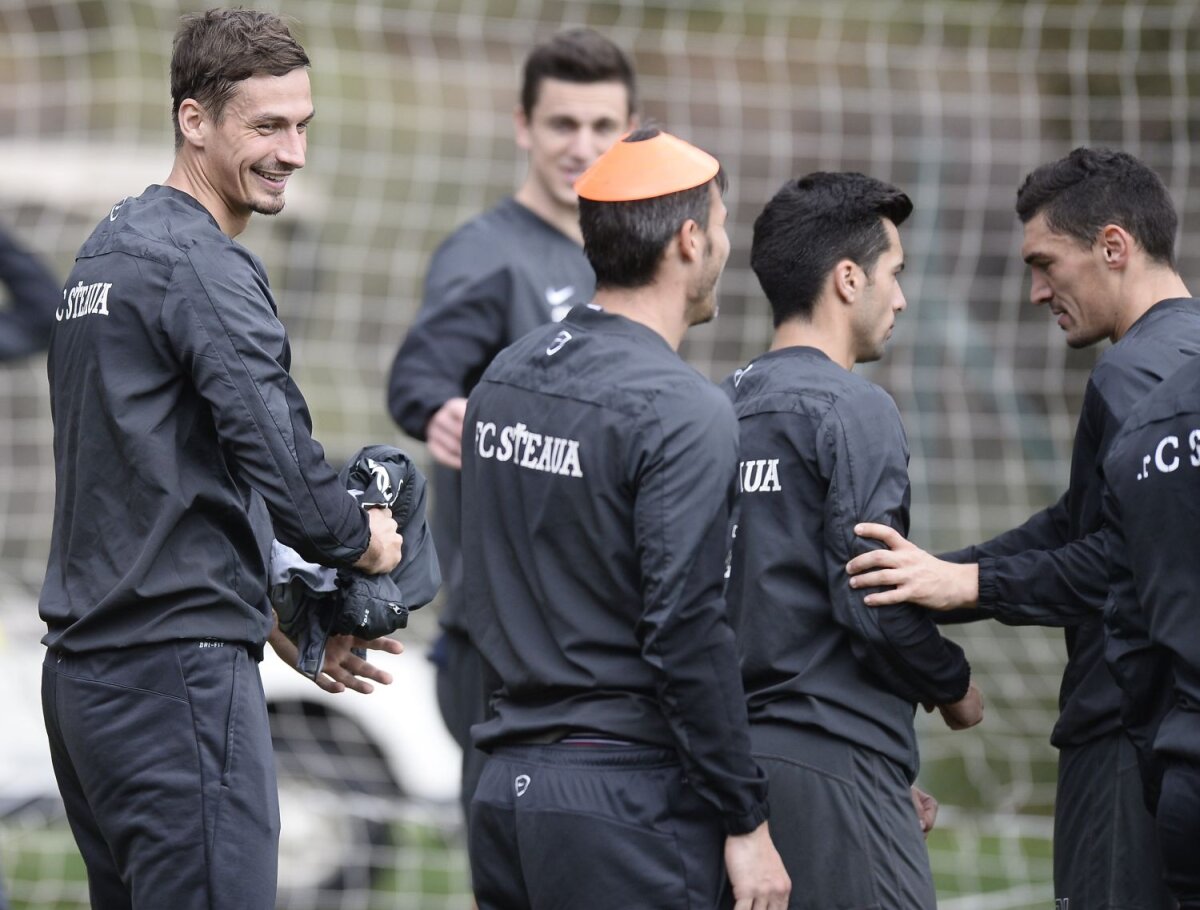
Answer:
[[1112, 267, 1193, 340], [770, 310, 855, 371], [593, 282, 688, 351], [164, 154, 246, 237], [514, 181, 582, 245]]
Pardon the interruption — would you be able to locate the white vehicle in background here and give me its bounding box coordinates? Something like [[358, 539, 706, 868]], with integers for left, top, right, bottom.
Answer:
[[259, 640, 461, 903], [0, 609, 59, 822], [0, 590, 461, 906]]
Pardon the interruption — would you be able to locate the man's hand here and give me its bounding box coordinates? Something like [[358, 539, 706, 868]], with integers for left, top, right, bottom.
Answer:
[[938, 680, 984, 731], [725, 821, 791, 910], [910, 786, 938, 839], [846, 523, 979, 610], [268, 623, 404, 695], [353, 507, 403, 575], [426, 397, 468, 470]]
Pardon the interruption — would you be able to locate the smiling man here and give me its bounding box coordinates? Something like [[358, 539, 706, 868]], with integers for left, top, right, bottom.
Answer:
[[39, 11, 404, 909], [847, 148, 1200, 908], [386, 28, 637, 826]]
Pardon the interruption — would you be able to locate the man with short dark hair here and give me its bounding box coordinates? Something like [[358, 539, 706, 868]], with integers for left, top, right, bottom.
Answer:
[[726, 173, 983, 909], [387, 27, 637, 819], [39, 10, 404, 908], [460, 127, 790, 910], [848, 147, 1200, 908]]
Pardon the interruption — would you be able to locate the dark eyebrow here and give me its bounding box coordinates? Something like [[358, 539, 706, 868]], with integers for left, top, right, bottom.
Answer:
[[251, 109, 316, 127]]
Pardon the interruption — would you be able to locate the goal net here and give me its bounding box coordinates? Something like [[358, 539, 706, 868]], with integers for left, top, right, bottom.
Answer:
[[3, 1, 1199, 907]]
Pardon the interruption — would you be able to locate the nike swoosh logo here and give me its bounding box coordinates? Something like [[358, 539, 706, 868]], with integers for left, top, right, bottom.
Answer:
[[545, 285, 575, 307]]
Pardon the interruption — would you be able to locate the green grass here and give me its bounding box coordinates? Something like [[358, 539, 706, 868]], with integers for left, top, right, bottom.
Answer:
[[4, 812, 1052, 909], [1, 817, 473, 910], [368, 820, 472, 906], [3, 823, 89, 910], [928, 824, 1054, 907]]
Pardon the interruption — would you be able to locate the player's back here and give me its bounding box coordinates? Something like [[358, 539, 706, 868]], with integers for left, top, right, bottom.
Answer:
[[461, 303, 739, 751], [725, 346, 944, 775]]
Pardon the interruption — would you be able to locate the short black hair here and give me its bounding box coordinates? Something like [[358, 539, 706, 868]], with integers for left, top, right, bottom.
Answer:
[[171, 9, 309, 149], [1016, 147, 1177, 268], [578, 126, 726, 290], [521, 28, 637, 117], [751, 172, 912, 327]]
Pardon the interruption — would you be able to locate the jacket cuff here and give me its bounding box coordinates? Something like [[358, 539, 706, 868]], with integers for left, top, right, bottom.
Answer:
[[976, 557, 999, 608], [939, 659, 972, 705], [724, 798, 770, 836]]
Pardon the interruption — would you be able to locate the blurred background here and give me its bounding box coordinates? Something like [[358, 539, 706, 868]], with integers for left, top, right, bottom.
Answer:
[[3, 0, 1200, 907]]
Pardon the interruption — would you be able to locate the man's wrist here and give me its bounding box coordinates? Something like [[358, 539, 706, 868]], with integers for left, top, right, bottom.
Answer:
[[955, 561, 980, 608], [352, 512, 374, 570]]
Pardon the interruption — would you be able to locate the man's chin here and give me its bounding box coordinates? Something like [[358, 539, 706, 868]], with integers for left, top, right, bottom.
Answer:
[[687, 299, 718, 328], [553, 187, 580, 211], [1065, 329, 1104, 349], [251, 196, 287, 217]]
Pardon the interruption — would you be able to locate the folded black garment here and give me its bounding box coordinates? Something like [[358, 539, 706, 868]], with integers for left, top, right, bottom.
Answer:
[[270, 445, 441, 679]]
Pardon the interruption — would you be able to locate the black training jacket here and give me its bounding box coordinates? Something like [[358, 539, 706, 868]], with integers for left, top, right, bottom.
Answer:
[[1104, 351, 1200, 773], [0, 224, 59, 360], [40, 186, 369, 653], [942, 298, 1200, 748], [724, 346, 970, 779], [460, 304, 770, 835], [386, 198, 594, 636]]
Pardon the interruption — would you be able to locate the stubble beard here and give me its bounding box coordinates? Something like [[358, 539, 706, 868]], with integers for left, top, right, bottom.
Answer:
[[250, 195, 287, 217], [686, 285, 718, 327]]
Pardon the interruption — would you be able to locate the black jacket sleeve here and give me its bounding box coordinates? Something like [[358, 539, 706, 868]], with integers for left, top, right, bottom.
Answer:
[[944, 379, 1119, 627], [633, 384, 769, 835], [387, 236, 511, 438], [934, 493, 1075, 626], [971, 528, 1110, 626], [940, 492, 1071, 564], [821, 388, 971, 706], [164, 244, 369, 569], [0, 225, 59, 360]]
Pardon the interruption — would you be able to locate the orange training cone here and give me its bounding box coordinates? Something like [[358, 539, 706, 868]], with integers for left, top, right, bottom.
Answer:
[[575, 130, 720, 202]]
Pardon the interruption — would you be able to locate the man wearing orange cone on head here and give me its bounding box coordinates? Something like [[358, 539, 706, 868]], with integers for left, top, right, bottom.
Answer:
[[386, 32, 638, 831], [459, 127, 791, 910]]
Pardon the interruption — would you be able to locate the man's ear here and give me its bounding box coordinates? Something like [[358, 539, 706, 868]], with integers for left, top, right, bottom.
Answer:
[[513, 105, 532, 152], [677, 218, 703, 264], [832, 258, 860, 303], [1099, 223, 1132, 270], [177, 98, 207, 148]]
